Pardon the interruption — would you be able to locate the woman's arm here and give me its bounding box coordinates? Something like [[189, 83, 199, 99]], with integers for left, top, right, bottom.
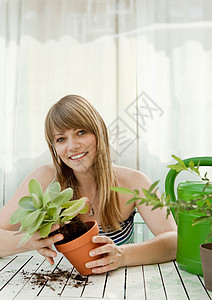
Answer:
[[0, 165, 64, 263], [118, 230, 177, 266], [0, 225, 63, 259], [85, 167, 177, 273], [124, 169, 177, 265], [85, 230, 177, 273]]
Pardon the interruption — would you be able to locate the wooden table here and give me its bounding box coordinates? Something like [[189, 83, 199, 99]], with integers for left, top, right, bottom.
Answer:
[[0, 251, 211, 300]]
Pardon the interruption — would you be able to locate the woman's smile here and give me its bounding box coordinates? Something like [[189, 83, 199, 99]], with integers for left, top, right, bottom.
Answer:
[[54, 129, 96, 173], [69, 152, 88, 160]]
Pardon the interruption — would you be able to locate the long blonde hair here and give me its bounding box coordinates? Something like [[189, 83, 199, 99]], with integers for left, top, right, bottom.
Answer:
[[45, 95, 122, 231]]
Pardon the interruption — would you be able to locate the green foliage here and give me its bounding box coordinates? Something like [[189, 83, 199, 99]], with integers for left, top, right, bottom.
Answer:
[[111, 155, 212, 240], [168, 155, 209, 181], [10, 179, 89, 246]]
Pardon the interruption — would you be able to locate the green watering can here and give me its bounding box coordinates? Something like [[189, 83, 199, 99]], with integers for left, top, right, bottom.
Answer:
[[165, 157, 212, 276]]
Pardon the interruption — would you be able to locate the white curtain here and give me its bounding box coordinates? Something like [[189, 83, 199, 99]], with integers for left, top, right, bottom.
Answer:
[[1, 0, 212, 207]]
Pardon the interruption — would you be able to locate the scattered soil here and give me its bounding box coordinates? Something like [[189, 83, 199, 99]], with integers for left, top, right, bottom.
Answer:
[[19, 218, 92, 292], [21, 266, 92, 291], [50, 216, 90, 245]]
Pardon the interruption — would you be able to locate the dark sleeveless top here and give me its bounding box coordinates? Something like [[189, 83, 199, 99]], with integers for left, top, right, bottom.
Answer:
[[98, 210, 136, 246]]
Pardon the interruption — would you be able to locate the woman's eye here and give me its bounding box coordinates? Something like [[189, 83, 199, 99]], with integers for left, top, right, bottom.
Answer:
[[56, 137, 65, 143], [78, 130, 86, 136]]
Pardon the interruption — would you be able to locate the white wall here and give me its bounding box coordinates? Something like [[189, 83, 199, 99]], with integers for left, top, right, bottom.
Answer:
[[1, 0, 212, 207]]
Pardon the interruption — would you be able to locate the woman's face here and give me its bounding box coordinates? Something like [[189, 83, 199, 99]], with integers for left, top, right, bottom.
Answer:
[[53, 128, 97, 175]]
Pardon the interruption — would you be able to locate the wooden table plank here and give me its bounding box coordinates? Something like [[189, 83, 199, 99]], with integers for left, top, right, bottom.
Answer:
[[143, 264, 166, 300], [0, 254, 44, 300], [0, 256, 17, 270], [159, 261, 188, 299], [81, 272, 107, 298], [196, 274, 212, 299], [174, 261, 211, 300], [126, 265, 145, 300], [14, 253, 62, 299], [38, 295, 123, 300], [0, 255, 34, 291], [38, 256, 74, 298], [1, 253, 211, 300], [60, 267, 87, 298], [103, 267, 125, 299]]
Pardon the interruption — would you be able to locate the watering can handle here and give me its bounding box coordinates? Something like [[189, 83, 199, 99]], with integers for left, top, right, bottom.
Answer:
[[165, 156, 212, 202]]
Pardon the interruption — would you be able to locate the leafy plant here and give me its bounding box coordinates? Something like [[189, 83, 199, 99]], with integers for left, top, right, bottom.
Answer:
[[10, 179, 89, 246], [111, 155, 212, 240], [167, 154, 210, 184]]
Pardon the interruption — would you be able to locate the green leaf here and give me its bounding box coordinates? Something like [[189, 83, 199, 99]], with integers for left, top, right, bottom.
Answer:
[[16, 225, 24, 234], [61, 200, 89, 214], [110, 187, 134, 195], [202, 172, 210, 182], [61, 215, 77, 223], [126, 197, 140, 205], [61, 197, 87, 217], [43, 191, 60, 205], [28, 211, 46, 234], [206, 231, 212, 241], [188, 161, 195, 170], [148, 180, 160, 192], [28, 179, 43, 203], [142, 189, 149, 197], [45, 180, 61, 194], [30, 193, 43, 209], [134, 189, 140, 196], [17, 232, 33, 247], [39, 222, 55, 238], [138, 199, 150, 205], [21, 209, 41, 228], [151, 204, 163, 211], [43, 181, 61, 205], [167, 164, 187, 172], [166, 208, 171, 218], [47, 207, 61, 221], [18, 196, 35, 210], [48, 188, 73, 208], [172, 155, 186, 166], [78, 203, 89, 214], [61, 199, 78, 208], [10, 208, 30, 225], [192, 215, 210, 225], [203, 182, 210, 192], [188, 160, 200, 176]]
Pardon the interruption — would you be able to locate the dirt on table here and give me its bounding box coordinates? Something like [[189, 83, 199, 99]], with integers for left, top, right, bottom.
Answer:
[[21, 266, 92, 291], [19, 217, 92, 292]]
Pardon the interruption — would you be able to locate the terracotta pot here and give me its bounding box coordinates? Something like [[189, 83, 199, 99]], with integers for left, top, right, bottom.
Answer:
[[200, 243, 212, 292], [55, 220, 101, 275]]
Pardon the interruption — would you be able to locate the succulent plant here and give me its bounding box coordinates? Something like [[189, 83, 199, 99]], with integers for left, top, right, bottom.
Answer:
[[10, 179, 89, 246]]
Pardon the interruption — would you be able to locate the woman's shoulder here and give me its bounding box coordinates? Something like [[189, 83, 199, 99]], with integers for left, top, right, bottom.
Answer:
[[28, 163, 54, 178], [31, 163, 54, 175], [24, 164, 55, 190], [113, 164, 151, 190]]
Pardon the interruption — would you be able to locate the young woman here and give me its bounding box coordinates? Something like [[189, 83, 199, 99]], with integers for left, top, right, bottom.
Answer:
[[0, 95, 177, 274]]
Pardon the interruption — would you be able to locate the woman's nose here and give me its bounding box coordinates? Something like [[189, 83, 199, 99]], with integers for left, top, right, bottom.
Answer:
[[67, 138, 80, 151]]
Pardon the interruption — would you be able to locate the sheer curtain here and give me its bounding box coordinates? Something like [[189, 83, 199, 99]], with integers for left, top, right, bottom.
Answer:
[[1, 0, 212, 207]]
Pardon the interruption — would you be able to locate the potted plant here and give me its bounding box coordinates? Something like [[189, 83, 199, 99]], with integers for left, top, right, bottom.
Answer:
[[111, 155, 212, 291], [10, 179, 101, 275]]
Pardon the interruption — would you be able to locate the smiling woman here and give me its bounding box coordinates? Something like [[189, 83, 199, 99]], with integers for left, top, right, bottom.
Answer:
[[0, 94, 177, 274], [53, 128, 97, 175]]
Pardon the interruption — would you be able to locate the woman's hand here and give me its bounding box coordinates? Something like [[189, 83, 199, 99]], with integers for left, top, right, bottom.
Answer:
[[85, 235, 123, 274], [26, 224, 64, 265]]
